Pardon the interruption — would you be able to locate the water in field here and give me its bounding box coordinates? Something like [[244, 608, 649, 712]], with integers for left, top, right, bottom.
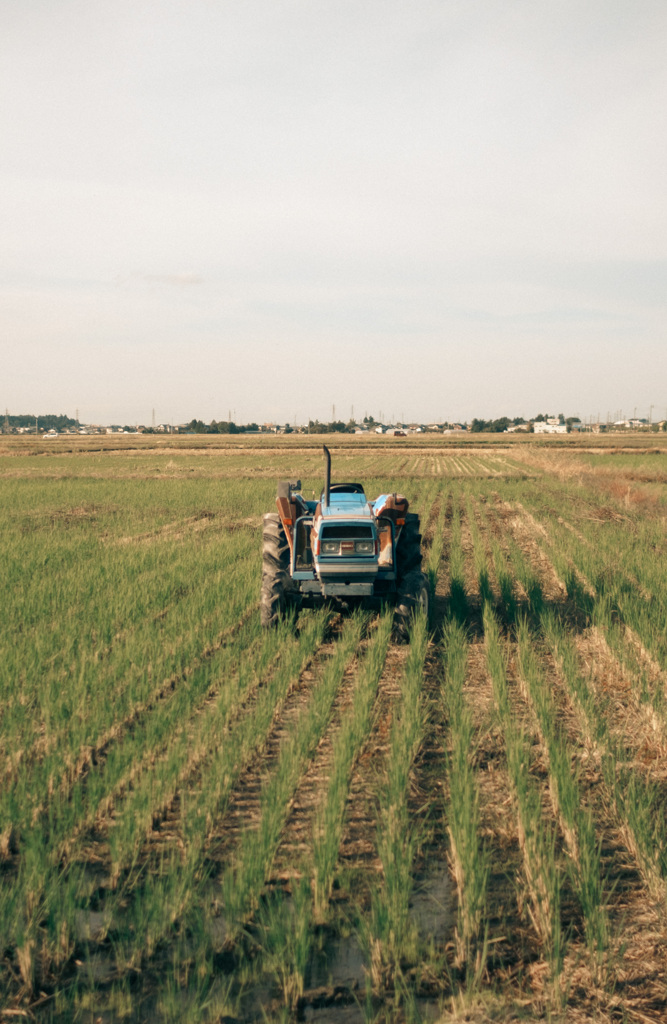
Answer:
[[409, 862, 454, 945]]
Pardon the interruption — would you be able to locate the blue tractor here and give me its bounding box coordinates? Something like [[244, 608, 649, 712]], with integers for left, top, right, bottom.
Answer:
[[261, 446, 428, 639]]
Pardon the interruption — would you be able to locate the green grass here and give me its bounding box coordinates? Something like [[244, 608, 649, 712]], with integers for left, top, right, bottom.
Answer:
[[3, 437, 667, 1019]]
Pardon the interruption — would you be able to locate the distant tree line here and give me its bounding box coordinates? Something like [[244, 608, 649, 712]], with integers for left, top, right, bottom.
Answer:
[[470, 416, 526, 433], [469, 413, 582, 433], [184, 419, 260, 434], [6, 414, 78, 430], [306, 419, 356, 434]]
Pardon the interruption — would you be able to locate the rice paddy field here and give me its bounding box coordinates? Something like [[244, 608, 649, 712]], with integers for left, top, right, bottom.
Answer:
[[1, 432, 667, 1023]]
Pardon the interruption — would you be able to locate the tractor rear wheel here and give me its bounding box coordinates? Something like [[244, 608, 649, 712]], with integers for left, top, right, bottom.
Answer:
[[261, 513, 290, 628], [393, 569, 430, 642], [396, 512, 422, 576]]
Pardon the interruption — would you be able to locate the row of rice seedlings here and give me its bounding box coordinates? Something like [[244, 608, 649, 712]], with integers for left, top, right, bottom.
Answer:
[[442, 619, 489, 980], [516, 495, 667, 736], [91, 610, 334, 965], [483, 605, 565, 989], [27, 611, 337, 1013], [411, 477, 441, 542], [464, 493, 495, 609], [520, 485, 667, 669], [498, 518, 548, 620], [312, 610, 394, 918], [370, 611, 429, 983], [425, 489, 449, 592], [107, 609, 331, 887], [471, 496, 524, 623], [219, 613, 369, 945], [254, 875, 314, 1014], [1, 548, 259, 830], [3, 595, 265, 869], [191, 611, 396, 1017], [515, 618, 609, 965], [447, 491, 468, 623], [1, 528, 258, 801], [543, 612, 667, 905], [2, 612, 323, 995]]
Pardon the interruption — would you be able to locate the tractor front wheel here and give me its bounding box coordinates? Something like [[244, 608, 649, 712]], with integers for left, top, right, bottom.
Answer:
[[261, 513, 290, 628]]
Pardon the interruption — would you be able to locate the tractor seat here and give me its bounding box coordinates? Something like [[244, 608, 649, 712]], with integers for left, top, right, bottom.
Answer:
[[328, 483, 365, 494]]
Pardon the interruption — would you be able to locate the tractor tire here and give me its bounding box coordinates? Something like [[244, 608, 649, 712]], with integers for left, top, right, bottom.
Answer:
[[396, 512, 422, 576], [393, 569, 430, 643], [261, 513, 290, 628]]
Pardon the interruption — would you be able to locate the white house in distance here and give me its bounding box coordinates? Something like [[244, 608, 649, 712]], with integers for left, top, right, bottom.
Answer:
[[533, 418, 567, 434]]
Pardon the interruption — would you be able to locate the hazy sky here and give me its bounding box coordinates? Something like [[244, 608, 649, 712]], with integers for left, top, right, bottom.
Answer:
[[3, 1, 666, 425]]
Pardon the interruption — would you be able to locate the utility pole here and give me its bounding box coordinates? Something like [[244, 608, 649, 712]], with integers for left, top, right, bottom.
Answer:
[[650, 404, 654, 425], [332, 404, 335, 422], [152, 408, 156, 429]]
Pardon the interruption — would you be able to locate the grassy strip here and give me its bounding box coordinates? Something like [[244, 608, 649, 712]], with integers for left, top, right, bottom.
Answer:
[[109, 610, 330, 884], [312, 610, 393, 918], [515, 617, 608, 963], [543, 611, 667, 904], [425, 488, 449, 593], [1, 529, 258, 781], [483, 605, 565, 987], [370, 611, 429, 980], [442, 619, 489, 978], [107, 609, 338, 965], [253, 611, 394, 1014], [465, 493, 494, 608], [3, 612, 327, 995], [1, 549, 259, 838], [219, 613, 367, 941], [520, 488, 667, 671], [447, 492, 468, 624], [489, 513, 667, 916]]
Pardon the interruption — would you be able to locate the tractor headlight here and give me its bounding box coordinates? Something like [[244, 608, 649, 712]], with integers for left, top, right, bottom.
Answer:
[[355, 540, 374, 554], [321, 540, 340, 555]]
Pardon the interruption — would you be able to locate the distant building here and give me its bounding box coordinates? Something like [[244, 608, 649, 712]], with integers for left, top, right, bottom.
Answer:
[[533, 422, 567, 434]]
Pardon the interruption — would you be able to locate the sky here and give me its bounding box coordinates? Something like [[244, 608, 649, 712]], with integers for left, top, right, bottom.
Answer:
[[2, 0, 666, 426]]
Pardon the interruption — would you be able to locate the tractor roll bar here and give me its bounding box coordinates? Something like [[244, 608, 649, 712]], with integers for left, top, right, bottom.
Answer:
[[323, 445, 331, 508]]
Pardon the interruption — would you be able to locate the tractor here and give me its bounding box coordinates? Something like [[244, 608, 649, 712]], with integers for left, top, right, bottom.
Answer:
[[261, 445, 429, 639]]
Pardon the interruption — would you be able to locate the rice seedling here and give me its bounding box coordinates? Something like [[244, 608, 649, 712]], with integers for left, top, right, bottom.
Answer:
[[257, 875, 313, 1011], [515, 617, 608, 963], [446, 494, 468, 623], [483, 605, 565, 988], [219, 613, 366, 937], [370, 611, 428, 976], [442, 619, 489, 978], [425, 488, 449, 593], [312, 610, 393, 918], [543, 612, 667, 905], [4, 437, 667, 1020]]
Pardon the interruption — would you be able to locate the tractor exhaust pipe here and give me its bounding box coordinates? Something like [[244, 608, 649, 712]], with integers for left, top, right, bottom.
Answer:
[[323, 445, 331, 508]]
